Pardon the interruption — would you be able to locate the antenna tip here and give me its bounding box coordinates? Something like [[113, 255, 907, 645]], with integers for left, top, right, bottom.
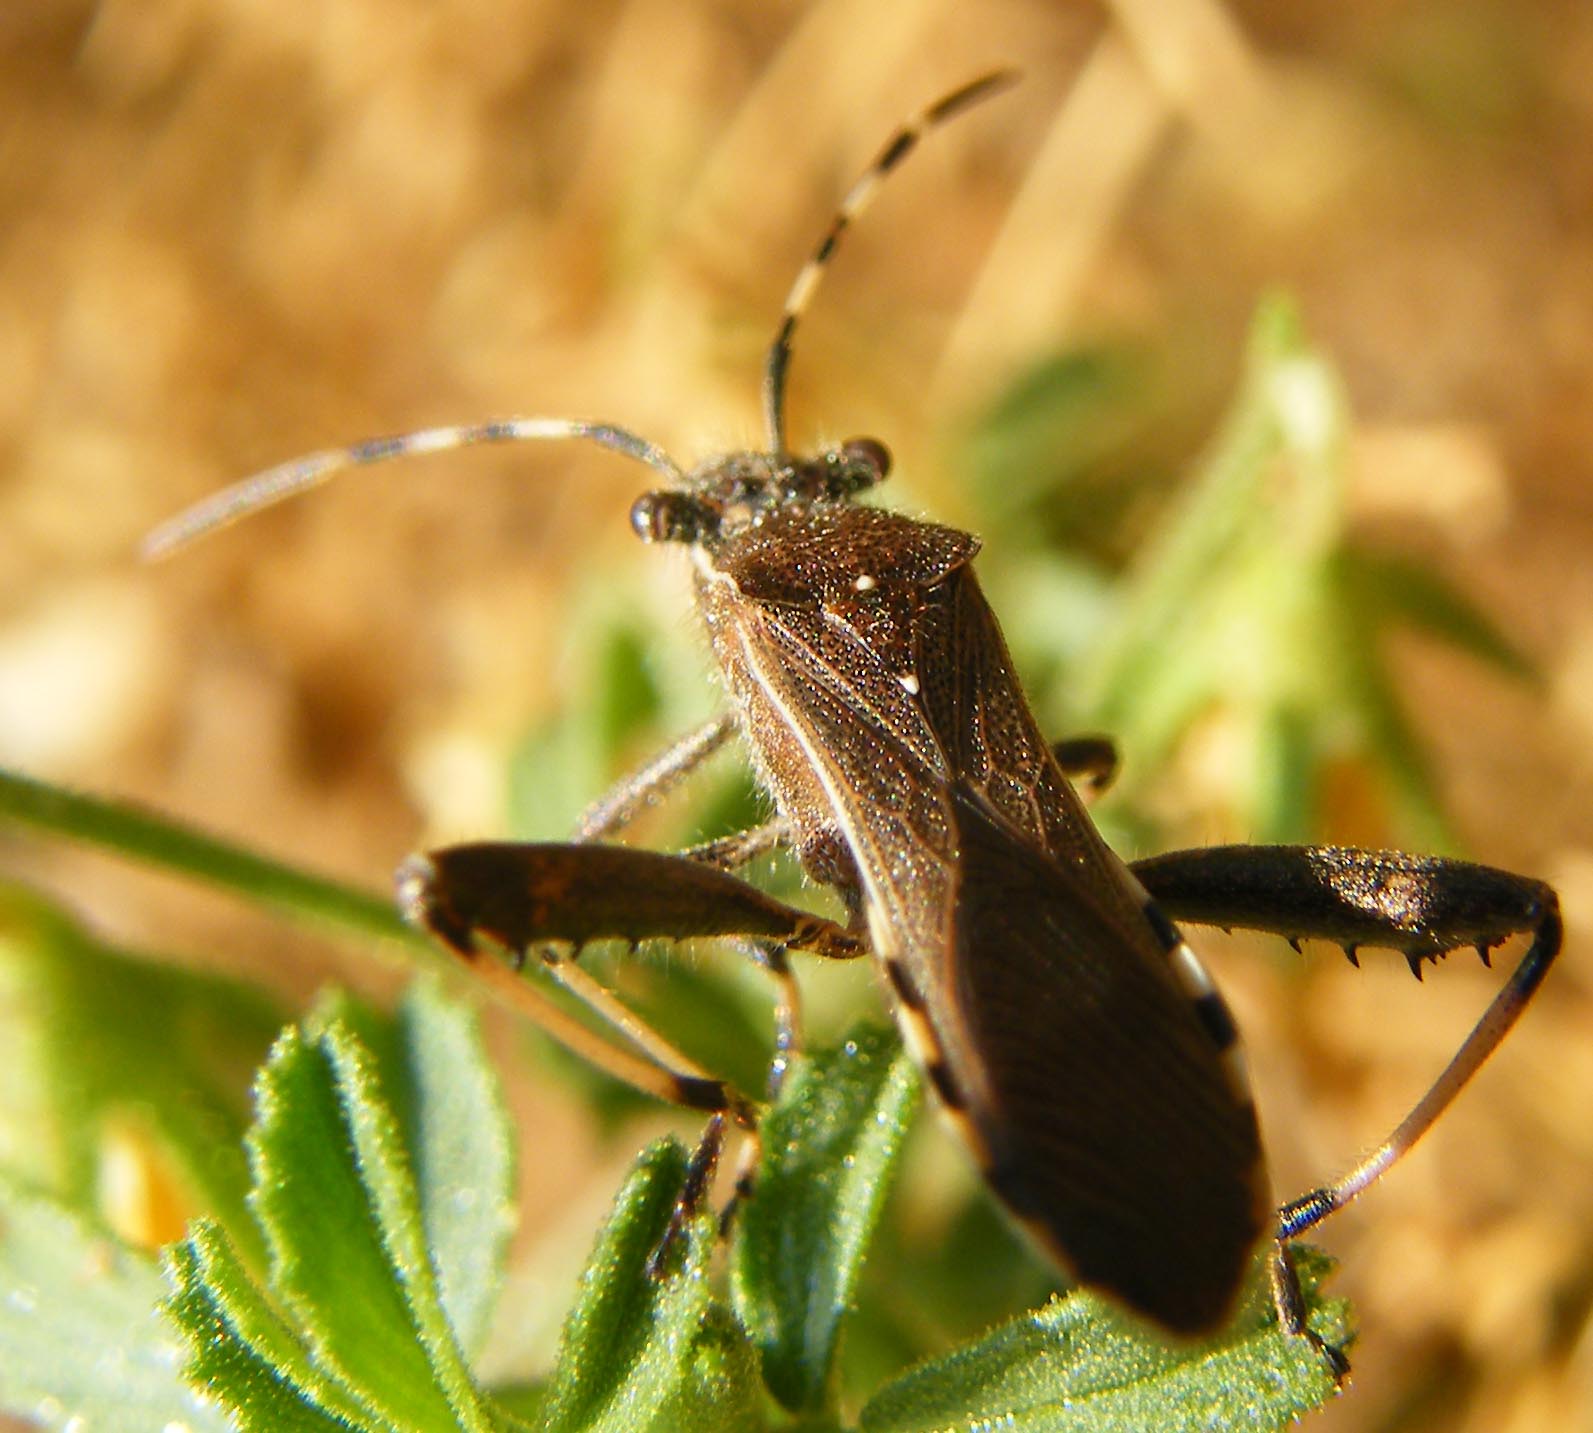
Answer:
[[138, 520, 191, 564], [931, 68, 1022, 121]]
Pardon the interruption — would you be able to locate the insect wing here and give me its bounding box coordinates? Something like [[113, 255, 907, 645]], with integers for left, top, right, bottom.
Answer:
[[945, 782, 1266, 1333], [708, 507, 1267, 1332]]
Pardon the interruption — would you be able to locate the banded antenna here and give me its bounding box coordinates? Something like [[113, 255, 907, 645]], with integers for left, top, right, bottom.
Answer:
[[142, 418, 683, 560], [143, 71, 1017, 560], [761, 68, 1018, 455]]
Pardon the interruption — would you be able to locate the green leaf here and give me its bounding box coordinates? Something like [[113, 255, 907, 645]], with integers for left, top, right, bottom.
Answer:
[[325, 982, 518, 1358], [539, 1138, 763, 1433], [731, 1025, 922, 1414], [1337, 545, 1537, 681], [0, 1171, 229, 1432], [247, 1017, 500, 1431], [165, 1220, 379, 1431], [395, 982, 518, 1357], [1251, 702, 1320, 845], [489, 1382, 550, 1420], [1324, 559, 1459, 852], [165, 988, 521, 1431], [592, 621, 668, 755], [0, 880, 282, 1250], [1042, 293, 1478, 852], [508, 714, 617, 844], [1083, 294, 1347, 762], [859, 1248, 1351, 1433], [843, 1168, 1056, 1402], [964, 346, 1158, 523], [506, 593, 713, 843]]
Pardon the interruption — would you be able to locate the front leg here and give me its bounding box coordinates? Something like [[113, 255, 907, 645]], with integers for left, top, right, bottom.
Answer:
[[574, 713, 738, 841], [1130, 843, 1560, 1364]]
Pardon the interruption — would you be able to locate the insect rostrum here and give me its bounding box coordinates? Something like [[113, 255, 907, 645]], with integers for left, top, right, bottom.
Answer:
[[151, 71, 1560, 1386]]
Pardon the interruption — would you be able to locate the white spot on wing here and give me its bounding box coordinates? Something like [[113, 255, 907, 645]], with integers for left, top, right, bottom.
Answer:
[[898, 672, 920, 696], [853, 573, 877, 592]]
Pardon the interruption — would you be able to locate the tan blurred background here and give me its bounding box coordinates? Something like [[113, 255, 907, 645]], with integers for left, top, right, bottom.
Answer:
[[3, 0, 1593, 1428]]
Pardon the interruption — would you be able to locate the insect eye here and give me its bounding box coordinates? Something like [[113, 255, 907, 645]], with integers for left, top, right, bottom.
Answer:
[[630, 491, 714, 544], [839, 437, 892, 488]]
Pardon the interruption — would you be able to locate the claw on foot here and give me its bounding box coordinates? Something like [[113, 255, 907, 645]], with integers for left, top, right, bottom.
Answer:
[[645, 1114, 728, 1278]]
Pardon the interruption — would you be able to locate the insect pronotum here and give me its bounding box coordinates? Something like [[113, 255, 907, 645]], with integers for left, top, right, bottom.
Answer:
[[149, 71, 1561, 1380]]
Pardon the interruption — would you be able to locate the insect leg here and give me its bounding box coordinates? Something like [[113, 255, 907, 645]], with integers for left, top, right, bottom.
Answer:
[[736, 938, 804, 1095], [401, 840, 862, 958], [682, 816, 867, 1101], [1130, 843, 1560, 1364], [401, 841, 861, 1254], [1050, 734, 1120, 797], [711, 941, 798, 1239], [451, 947, 755, 1121], [575, 712, 738, 840], [574, 717, 826, 1104], [678, 820, 790, 871], [530, 947, 757, 1113], [640, 947, 797, 1271], [677, 818, 875, 1116], [399, 840, 863, 1110], [645, 1111, 729, 1278], [569, 724, 827, 1101], [1268, 1242, 1351, 1382]]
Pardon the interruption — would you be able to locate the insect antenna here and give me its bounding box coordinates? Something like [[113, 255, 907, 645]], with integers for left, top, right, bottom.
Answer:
[[142, 417, 685, 560], [761, 68, 1018, 455]]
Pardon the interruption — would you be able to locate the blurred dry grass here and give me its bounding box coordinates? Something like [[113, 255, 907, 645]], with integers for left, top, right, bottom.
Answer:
[[3, 0, 1593, 1428]]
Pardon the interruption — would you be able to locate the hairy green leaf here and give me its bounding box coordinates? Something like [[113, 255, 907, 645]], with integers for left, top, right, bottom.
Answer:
[[539, 1138, 763, 1433], [165, 1220, 378, 1431], [860, 1248, 1351, 1433], [732, 1025, 921, 1414], [325, 983, 517, 1358], [164, 987, 521, 1431], [247, 1016, 499, 1430]]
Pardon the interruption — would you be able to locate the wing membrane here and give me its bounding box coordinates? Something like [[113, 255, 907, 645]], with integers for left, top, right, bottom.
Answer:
[[947, 783, 1264, 1332]]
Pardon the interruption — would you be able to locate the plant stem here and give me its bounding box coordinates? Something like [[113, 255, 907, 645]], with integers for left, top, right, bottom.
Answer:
[[0, 766, 422, 949]]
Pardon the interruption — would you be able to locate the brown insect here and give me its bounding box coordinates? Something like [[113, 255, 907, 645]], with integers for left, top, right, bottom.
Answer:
[[148, 73, 1560, 1378]]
